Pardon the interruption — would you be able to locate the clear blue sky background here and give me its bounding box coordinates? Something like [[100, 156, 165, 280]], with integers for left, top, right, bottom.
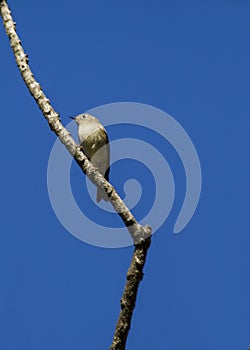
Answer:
[[1, 1, 249, 349]]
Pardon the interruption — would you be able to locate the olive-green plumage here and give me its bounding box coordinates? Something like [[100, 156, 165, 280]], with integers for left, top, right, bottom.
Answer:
[[71, 113, 110, 202]]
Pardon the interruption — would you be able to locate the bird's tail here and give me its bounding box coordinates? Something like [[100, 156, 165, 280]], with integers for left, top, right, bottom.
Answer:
[[96, 169, 110, 203], [96, 187, 109, 202]]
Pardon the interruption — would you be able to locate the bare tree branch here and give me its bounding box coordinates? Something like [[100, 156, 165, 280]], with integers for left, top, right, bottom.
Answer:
[[0, 1, 152, 349], [110, 238, 151, 350]]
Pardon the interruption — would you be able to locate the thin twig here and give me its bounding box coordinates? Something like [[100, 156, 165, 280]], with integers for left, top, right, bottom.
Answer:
[[0, 1, 152, 349]]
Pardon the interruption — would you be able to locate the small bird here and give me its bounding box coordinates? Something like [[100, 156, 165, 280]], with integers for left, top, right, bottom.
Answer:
[[70, 113, 110, 202]]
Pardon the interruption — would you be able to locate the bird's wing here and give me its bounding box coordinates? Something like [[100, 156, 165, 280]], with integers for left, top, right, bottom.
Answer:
[[81, 129, 110, 180]]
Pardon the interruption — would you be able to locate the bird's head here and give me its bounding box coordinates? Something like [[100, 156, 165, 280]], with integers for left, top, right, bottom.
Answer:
[[70, 113, 96, 125]]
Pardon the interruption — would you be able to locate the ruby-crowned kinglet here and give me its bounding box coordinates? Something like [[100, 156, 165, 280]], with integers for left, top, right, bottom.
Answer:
[[70, 113, 110, 202]]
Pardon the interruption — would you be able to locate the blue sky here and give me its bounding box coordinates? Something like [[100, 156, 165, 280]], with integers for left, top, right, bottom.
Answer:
[[1, 1, 250, 349]]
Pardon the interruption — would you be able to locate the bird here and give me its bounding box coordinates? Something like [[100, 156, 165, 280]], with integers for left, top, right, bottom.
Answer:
[[70, 113, 110, 202]]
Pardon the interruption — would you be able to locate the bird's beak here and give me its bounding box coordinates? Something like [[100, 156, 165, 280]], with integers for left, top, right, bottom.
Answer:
[[69, 116, 75, 120]]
